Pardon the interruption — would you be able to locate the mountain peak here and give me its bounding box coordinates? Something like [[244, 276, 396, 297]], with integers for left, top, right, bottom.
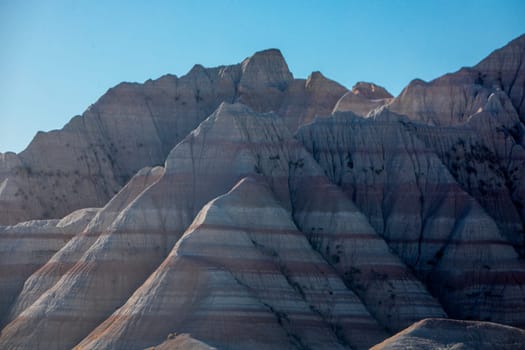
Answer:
[[352, 81, 393, 99], [251, 48, 285, 57], [240, 48, 293, 90]]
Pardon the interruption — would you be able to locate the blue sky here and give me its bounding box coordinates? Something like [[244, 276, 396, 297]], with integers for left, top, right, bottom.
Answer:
[[1, 0, 524, 153]]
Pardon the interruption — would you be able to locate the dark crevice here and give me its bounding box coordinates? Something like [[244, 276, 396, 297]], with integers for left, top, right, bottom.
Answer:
[[245, 233, 352, 349], [229, 273, 312, 350]]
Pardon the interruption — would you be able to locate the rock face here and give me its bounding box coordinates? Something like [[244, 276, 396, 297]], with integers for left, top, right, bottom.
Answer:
[[297, 110, 525, 327], [352, 82, 393, 100], [0, 50, 349, 226], [2, 166, 164, 325], [371, 318, 525, 350], [0, 207, 98, 323], [1, 35, 525, 349], [279, 71, 349, 130], [475, 34, 525, 123], [76, 177, 387, 350], [387, 34, 525, 256], [0, 103, 445, 350], [333, 82, 393, 116]]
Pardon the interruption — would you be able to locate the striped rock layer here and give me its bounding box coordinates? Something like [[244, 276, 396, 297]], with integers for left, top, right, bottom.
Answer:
[[0, 35, 524, 349], [0, 49, 349, 225]]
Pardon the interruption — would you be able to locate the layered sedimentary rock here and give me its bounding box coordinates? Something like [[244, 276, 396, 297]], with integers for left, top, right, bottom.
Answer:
[[406, 108, 525, 254], [296, 110, 525, 327], [0, 50, 349, 225], [0, 103, 445, 349], [76, 177, 387, 350], [387, 34, 525, 255], [3, 166, 164, 325], [1, 35, 525, 349], [371, 318, 525, 350], [0, 207, 98, 322]]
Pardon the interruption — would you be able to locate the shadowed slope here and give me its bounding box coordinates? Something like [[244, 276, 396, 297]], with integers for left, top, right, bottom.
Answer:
[[387, 36, 525, 253], [297, 111, 525, 327]]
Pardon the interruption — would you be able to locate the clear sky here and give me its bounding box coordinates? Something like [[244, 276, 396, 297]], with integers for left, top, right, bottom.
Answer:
[[1, 0, 524, 153]]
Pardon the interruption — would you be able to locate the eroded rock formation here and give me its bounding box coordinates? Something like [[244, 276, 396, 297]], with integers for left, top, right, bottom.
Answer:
[[1, 34, 525, 349]]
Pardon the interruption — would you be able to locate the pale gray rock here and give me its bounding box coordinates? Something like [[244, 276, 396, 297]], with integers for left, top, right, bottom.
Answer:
[[371, 318, 525, 350], [2, 166, 164, 324], [237, 48, 294, 112], [0, 49, 348, 226], [0, 103, 443, 350], [0, 207, 98, 322], [279, 71, 348, 130], [1, 36, 525, 350], [76, 177, 387, 350]]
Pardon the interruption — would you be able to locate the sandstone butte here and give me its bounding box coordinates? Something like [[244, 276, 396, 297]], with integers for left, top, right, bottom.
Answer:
[[0, 34, 524, 349]]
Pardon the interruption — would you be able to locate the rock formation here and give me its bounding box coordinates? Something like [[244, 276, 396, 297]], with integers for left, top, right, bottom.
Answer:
[[1, 34, 525, 349], [387, 34, 525, 256], [297, 110, 525, 327], [371, 318, 525, 350], [0, 207, 98, 323], [0, 50, 349, 225], [333, 81, 393, 116]]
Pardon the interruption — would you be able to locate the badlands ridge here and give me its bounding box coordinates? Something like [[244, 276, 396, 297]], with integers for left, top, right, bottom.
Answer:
[[1, 35, 525, 349]]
